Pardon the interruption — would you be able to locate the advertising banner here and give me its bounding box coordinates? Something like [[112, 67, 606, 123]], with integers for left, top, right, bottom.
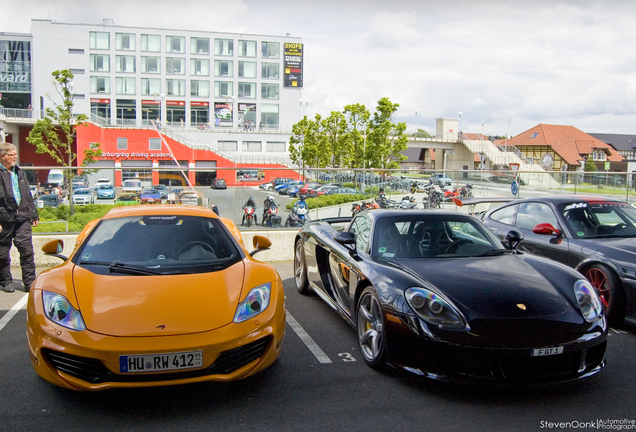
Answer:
[[214, 102, 233, 126], [284, 42, 303, 88]]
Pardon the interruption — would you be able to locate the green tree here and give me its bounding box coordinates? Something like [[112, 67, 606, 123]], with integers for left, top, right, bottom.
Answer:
[[343, 103, 370, 169], [27, 69, 102, 216], [584, 156, 597, 172], [366, 97, 408, 170], [289, 114, 328, 168], [321, 111, 349, 169], [411, 128, 433, 138]]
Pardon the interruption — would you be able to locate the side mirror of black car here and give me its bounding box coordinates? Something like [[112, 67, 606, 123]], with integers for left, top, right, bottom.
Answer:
[[532, 223, 561, 237], [505, 229, 524, 251], [334, 231, 358, 257]]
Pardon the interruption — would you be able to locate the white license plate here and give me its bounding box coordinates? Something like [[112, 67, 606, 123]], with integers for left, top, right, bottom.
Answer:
[[147, 199, 154, 202], [531, 347, 564, 357], [119, 350, 203, 373]]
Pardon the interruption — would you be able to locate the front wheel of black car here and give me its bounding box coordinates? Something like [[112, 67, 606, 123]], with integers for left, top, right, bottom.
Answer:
[[294, 240, 310, 294], [357, 287, 387, 370], [585, 264, 625, 324]]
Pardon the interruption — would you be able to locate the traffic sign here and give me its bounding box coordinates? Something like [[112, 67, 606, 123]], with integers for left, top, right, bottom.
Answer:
[[511, 181, 519, 196]]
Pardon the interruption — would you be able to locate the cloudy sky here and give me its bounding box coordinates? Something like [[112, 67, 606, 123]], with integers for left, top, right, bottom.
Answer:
[[2, 0, 635, 137]]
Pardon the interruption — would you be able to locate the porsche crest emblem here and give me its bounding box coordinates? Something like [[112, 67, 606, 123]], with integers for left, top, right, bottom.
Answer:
[[517, 304, 527, 311]]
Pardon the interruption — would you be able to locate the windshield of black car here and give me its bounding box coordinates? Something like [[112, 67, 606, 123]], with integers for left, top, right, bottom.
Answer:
[[75, 215, 242, 275], [371, 215, 502, 259], [559, 202, 636, 239]]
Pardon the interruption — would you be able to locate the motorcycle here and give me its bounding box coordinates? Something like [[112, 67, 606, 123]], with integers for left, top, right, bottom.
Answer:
[[262, 201, 282, 227], [399, 196, 418, 210], [459, 183, 473, 199], [426, 185, 444, 209], [241, 205, 257, 227], [442, 186, 461, 202], [285, 200, 310, 227], [351, 200, 381, 215]]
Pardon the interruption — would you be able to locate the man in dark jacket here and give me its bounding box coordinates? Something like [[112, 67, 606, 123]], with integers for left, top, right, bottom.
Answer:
[[0, 143, 39, 292]]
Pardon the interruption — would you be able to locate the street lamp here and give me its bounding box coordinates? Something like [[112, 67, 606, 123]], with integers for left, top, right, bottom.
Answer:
[[481, 120, 485, 169], [458, 111, 463, 141], [299, 98, 309, 118]]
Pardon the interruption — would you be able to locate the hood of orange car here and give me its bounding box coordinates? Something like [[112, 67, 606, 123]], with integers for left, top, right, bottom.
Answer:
[[72, 262, 245, 337]]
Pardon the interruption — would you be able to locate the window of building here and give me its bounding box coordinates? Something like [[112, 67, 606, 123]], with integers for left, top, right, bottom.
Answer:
[[116, 55, 136, 73], [218, 141, 238, 151], [238, 40, 256, 57], [116, 100, 137, 125], [89, 32, 109, 50], [68, 48, 84, 54], [242, 141, 262, 152], [261, 41, 279, 58], [214, 81, 233, 97], [191, 58, 210, 76], [191, 37, 210, 54], [141, 78, 161, 95], [141, 56, 160, 73], [261, 104, 279, 128], [238, 82, 256, 98], [166, 57, 185, 74], [191, 80, 210, 97], [214, 39, 233, 56], [90, 54, 110, 72], [116, 77, 136, 95], [90, 76, 110, 94], [117, 137, 128, 150], [261, 83, 279, 100], [149, 138, 161, 150], [166, 79, 186, 96], [261, 62, 279, 79], [214, 60, 233, 77], [70, 68, 85, 75], [531, 132, 539, 138], [166, 36, 186, 53], [266, 142, 286, 152], [116, 33, 135, 51], [592, 151, 607, 161], [238, 61, 256, 78], [141, 34, 161, 52]]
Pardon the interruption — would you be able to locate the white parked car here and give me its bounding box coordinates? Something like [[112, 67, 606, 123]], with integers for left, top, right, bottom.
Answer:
[[94, 178, 112, 189], [122, 179, 143, 194], [72, 188, 94, 205]]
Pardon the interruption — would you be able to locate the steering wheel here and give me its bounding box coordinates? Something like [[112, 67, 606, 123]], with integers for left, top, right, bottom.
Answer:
[[177, 241, 215, 257], [445, 238, 472, 254]]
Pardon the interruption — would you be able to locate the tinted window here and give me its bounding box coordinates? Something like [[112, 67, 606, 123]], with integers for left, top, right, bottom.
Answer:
[[348, 215, 371, 253], [489, 204, 517, 225], [77, 215, 242, 275]]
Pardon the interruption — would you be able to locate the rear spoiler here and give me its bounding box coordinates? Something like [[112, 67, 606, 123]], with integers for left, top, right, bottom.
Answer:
[[317, 217, 352, 225], [452, 197, 515, 207]]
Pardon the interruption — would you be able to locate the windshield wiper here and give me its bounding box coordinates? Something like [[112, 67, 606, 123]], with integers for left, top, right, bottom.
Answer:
[[108, 261, 161, 276], [476, 249, 512, 257]]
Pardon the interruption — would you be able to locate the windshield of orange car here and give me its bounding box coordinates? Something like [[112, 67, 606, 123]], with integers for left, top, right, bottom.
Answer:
[[75, 215, 243, 275]]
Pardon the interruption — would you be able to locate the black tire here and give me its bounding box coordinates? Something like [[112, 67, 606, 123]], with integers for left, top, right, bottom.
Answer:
[[246, 217, 252, 228], [356, 287, 387, 370], [294, 239, 310, 294], [584, 263, 626, 325], [285, 219, 291, 227]]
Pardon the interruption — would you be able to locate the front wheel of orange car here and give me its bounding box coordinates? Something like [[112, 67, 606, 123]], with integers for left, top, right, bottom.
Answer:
[[356, 287, 387, 370], [585, 264, 625, 325]]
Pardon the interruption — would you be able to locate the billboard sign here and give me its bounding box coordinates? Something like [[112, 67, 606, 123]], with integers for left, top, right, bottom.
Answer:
[[283, 42, 303, 88]]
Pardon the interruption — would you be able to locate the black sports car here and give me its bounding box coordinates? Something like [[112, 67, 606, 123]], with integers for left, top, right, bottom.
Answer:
[[293, 210, 607, 385], [479, 195, 636, 326]]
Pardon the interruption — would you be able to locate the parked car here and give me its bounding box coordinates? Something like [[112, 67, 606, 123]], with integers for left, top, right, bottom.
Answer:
[[139, 188, 162, 204], [37, 193, 62, 208], [122, 179, 143, 195], [293, 210, 607, 385], [479, 194, 636, 325], [94, 178, 112, 189], [72, 188, 94, 205], [115, 193, 140, 205], [278, 181, 304, 195], [29, 205, 284, 390], [298, 182, 322, 195], [179, 190, 204, 206], [429, 173, 453, 186], [324, 187, 363, 196], [306, 185, 337, 198], [267, 177, 294, 191], [211, 178, 227, 189], [96, 184, 116, 199]]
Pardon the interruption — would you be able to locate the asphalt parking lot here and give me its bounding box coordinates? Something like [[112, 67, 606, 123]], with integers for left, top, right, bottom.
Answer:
[[1, 262, 636, 431]]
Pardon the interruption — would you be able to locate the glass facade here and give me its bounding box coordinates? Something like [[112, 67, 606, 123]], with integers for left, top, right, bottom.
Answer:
[[0, 39, 31, 93]]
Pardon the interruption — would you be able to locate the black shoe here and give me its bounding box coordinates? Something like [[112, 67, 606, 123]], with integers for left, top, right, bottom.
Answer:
[[2, 285, 14, 293], [24, 285, 31, 293]]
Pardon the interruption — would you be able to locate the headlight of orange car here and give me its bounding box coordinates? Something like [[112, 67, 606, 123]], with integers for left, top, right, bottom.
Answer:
[[233, 283, 271, 323], [42, 291, 87, 331]]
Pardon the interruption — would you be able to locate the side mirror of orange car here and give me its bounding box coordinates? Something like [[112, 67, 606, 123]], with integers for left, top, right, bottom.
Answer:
[[42, 239, 68, 261], [250, 235, 272, 257]]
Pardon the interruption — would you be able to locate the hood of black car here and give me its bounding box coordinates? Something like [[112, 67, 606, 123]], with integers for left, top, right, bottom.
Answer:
[[395, 255, 567, 319]]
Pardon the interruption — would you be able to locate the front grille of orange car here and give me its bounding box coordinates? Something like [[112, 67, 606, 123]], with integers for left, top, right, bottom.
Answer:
[[42, 336, 272, 384]]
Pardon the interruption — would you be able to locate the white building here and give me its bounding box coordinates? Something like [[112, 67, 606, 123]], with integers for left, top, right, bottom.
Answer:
[[30, 19, 304, 131]]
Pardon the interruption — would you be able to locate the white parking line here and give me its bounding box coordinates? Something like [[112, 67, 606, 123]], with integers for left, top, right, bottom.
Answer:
[[286, 312, 332, 364], [0, 294, 28, 333]]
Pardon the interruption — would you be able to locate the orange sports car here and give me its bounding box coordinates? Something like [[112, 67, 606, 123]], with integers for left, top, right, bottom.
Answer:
[[27, 205, 285, 391]]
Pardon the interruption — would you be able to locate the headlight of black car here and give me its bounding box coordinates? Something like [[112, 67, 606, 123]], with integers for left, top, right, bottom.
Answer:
[[573, 279, 603, 322], [405, 287, 469, 331]]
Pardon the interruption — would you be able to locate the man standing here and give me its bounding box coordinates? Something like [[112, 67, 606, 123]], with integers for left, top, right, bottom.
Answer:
[[0, 143, 39, 292]]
